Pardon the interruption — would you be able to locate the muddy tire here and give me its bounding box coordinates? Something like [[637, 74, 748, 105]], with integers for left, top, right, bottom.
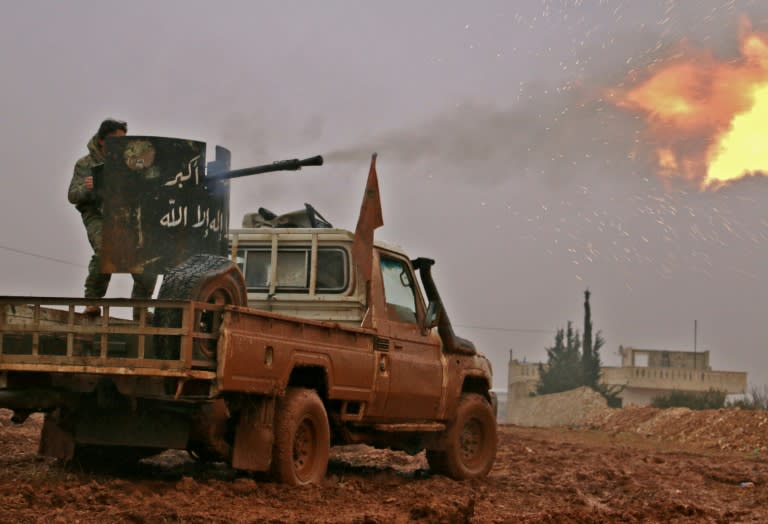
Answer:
[[431, 393, 497, 480], [154, 254, 247, 360], [271, 388, 330, 485]]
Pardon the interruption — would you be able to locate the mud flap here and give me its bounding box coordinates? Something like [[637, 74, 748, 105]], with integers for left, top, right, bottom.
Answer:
[[38, 412, 75, 460], [190, 400, 232, 460], [232, 396, 275, 472]]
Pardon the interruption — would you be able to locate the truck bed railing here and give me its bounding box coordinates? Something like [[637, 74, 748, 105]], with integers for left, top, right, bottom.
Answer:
[[0, 297, 222, 378]]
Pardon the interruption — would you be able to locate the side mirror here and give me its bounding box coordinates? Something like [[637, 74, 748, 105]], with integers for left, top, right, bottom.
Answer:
[[424, 300, 442, 330]]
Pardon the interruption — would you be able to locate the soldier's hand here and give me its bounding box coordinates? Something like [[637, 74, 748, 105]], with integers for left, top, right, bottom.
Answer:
[[84, 176, 94, 190]]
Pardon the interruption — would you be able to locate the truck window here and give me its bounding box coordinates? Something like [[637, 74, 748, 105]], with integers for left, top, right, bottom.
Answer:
[[236, 247, 348, 293], [380, 258, 417, 324]]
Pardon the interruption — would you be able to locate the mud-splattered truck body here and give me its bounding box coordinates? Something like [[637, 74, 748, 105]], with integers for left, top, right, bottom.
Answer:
[[0, 140, 496, 484]]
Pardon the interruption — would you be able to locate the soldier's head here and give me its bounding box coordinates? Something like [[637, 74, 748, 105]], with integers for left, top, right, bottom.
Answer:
[[96, 118, 127, 153]]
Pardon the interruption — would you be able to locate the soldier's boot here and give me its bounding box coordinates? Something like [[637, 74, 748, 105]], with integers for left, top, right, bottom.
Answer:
[[131, 273, 157, 323]]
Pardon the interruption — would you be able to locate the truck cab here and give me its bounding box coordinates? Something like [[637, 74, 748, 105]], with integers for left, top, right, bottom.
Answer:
[[227, 222, 494, 424], [230, 227, 365, 324]]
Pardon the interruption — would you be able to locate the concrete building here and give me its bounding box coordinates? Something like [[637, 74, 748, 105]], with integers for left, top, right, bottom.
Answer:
[[508, 346, 748, 412]]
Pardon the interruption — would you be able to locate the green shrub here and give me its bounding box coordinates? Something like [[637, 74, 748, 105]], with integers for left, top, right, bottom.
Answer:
[[651, 388, 726, 410], [727, 385, 768, 410]]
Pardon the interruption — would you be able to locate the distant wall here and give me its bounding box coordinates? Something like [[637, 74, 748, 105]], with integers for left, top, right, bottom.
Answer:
[[492, 390, 508, 423], [506, 386, 607, 427], [620, 346, 710, 370], [619, 387, 668, 406], [508, 358, 747, 407], [601, 367, 747, 397]]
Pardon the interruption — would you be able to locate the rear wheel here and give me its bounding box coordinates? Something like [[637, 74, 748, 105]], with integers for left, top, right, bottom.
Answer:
[[154, 254, 247, 360], [430, 393, 497, 480], [271, 388, 330, 485]]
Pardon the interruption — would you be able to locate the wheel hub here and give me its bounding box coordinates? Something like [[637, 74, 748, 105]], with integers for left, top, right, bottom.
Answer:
[[293, 418, 316, 474], [459, 418, 483, 463]]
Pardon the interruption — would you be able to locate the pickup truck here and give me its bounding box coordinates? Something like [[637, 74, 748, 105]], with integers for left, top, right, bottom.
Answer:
[[0, 150, 496, 485]]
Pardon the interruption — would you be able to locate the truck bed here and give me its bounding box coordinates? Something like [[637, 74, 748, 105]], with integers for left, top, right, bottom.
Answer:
[[217, 303, 378, 398], [0, 297, 380, 394], [0, 297, 219, 380]]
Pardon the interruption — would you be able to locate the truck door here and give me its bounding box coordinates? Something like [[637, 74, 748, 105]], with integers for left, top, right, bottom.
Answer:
[[376, 253, 443, 420]]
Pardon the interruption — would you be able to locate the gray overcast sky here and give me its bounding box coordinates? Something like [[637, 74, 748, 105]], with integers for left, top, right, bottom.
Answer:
[[2, 1, 768, 389]]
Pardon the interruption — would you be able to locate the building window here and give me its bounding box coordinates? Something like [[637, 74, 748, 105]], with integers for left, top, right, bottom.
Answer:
[[634, 352, 649, 367]]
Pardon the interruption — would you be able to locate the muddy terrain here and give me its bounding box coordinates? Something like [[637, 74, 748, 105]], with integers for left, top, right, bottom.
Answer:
[[0, 407, 766, 523]]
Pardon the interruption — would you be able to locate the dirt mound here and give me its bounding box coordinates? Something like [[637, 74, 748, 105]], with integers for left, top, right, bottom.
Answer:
[[584, 406, 768, 453], [507, 385, 608, 427]]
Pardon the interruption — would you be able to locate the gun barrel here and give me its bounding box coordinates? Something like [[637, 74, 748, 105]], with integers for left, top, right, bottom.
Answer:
[[212, 155, 323, 180]]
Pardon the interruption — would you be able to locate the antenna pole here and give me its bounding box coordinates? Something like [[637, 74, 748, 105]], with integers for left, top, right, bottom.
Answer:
[[694, 319, 698, 369]]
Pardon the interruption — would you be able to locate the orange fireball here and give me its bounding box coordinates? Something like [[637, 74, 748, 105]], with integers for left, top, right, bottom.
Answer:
[[611, 18, 768, 190]]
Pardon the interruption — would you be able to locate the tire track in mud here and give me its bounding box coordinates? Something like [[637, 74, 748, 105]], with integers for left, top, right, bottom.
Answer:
[[0, 411, 767, 523]]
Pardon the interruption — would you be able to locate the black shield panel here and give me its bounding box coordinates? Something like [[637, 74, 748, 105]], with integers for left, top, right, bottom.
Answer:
[[100, 136, 229, 274]]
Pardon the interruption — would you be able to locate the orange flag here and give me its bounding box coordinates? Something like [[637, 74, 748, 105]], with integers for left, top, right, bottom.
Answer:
[[351, 153, 384, 290]]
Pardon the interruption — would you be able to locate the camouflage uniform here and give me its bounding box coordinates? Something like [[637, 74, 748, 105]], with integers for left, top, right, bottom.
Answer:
[[68, 135, 156, 299]]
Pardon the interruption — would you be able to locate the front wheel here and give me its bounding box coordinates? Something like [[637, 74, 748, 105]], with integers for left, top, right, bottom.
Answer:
[[429, 393, 497, 480], [271, 388, 330, 485]]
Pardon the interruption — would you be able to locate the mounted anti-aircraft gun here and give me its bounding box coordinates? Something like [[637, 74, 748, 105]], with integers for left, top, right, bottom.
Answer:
[[206, 149, 331, 229], [206, 151, 323, 180], [94, 151, 323, 188], [93, 136, 325, 358], [97, 137, 323, 277]]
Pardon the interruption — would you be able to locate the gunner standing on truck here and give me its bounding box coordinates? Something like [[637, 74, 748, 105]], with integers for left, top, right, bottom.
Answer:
[[68, 118, 156, 316]]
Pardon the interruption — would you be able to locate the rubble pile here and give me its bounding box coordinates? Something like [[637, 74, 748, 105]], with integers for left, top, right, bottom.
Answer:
[[584, 406, 768, 453]]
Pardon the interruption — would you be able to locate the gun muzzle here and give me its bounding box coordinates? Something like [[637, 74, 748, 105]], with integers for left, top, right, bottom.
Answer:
[[298, 155, 324, 167]]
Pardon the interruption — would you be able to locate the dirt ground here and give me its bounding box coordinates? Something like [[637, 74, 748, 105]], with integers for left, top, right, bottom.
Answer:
[[0, 407, 766, 523]]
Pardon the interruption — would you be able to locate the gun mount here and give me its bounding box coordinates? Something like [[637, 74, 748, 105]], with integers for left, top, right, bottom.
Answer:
[[98, 136, 323, 275]]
